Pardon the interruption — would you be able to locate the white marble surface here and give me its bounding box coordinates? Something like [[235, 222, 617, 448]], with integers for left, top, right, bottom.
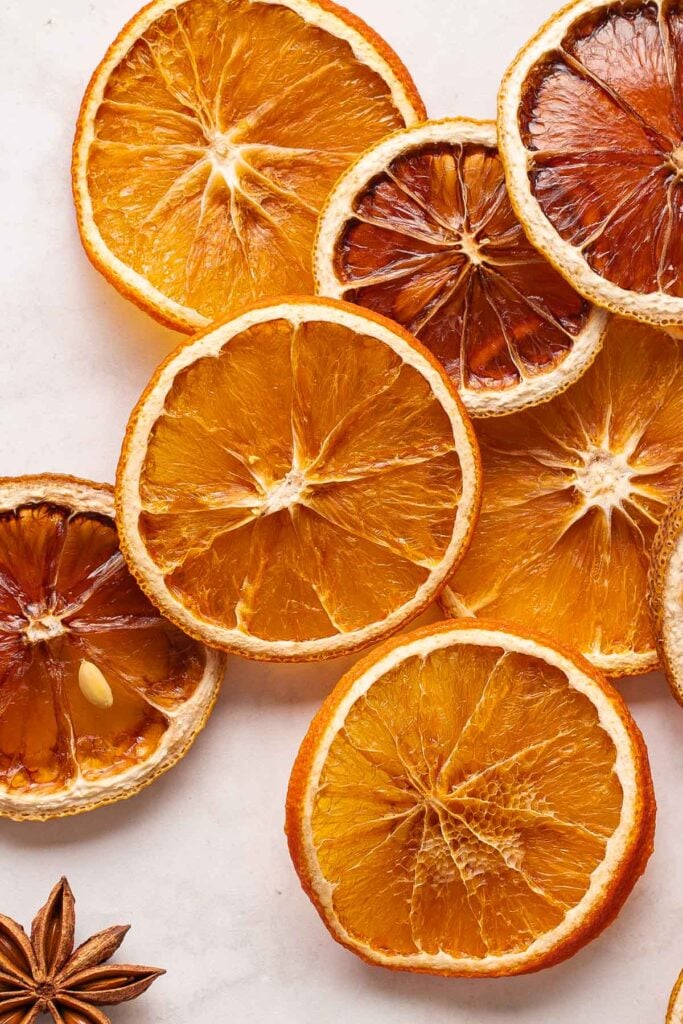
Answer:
[[1, 0, 682, 1020]]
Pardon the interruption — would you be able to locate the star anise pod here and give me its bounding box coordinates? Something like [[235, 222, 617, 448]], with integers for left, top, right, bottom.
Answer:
[[0, 878, 164, 1023]]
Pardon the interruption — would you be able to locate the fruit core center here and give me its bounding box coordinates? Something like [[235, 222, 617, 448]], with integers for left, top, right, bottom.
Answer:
[[574, 447, 633, 510], [23, 613, 67, 645], [670, 146, 683, 174], [458, 231, 483, 266], [262, 469, 309, 515], [209, 131, 243, 182]]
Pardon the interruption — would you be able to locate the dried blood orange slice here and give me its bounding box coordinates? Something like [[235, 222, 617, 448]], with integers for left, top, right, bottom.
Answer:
[[286, 620, 654, 976], [499, 0, 683, 328], [116, 298, 481, 661], [316, 118, 607, 416], [442, 317, 683, 677], [72, 0, 424, 332], [0, 475, 223, 820], [649, 485, 683, 704]]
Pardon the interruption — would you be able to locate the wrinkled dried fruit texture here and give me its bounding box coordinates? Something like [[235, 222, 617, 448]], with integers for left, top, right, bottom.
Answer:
[[519, 1, 683, 295], [335, 140, 591, 390], [312, 643, 623, 957], [448, 319, 683, 666], [0, 503, 206, 795], [87, 0, 410, 321], [139, 318, 463, 642]]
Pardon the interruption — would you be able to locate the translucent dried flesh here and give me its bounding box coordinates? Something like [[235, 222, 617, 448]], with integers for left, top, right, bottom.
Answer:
[[86, 0, 411, 321], [139, 317, 464, 643], [519, 1, 683, 296], [447, 318, 683, 667], [334, 140, 591, 391], [0, 502, 206, 796], [311, 642, 623, 958]]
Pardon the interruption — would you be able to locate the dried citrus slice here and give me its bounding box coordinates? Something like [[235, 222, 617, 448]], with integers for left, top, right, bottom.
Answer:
[[286, 620, 655, 976], [442, 317, 683, 677], [316, 118, 607, 416], [72, 0, 424, 332], [649, 485, 683, 704], [499, 0, 683, 328], [116, 298, 481, 660], [0, 475, 223, 821], [668, 971, 683, 1024]]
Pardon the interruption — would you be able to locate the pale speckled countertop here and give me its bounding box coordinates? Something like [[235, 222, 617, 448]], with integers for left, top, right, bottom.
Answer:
[[1, 1, 682, 1020]]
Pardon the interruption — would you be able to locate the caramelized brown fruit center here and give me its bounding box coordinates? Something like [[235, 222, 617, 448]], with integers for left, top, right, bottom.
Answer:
[[335, 140, 590, 390]]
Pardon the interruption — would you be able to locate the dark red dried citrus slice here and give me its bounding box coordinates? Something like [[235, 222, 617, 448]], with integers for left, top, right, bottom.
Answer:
[[499, 0, 683, 327], [316, 118, 606, 415], [0, 475, 223, 820]]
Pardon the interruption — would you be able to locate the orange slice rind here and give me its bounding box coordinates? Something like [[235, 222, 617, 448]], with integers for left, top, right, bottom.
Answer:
[[316, 117, 608, 416], [286, 619, 655, 977], [0, 474, 224, 821], [116, 297, 481, 661], [668, 971, 683, 1024], [649, 486, 683, 704]]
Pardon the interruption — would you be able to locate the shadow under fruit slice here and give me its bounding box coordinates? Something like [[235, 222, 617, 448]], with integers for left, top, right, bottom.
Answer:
[[442, 317, 683, 677], [316, 118, 607, 416], [499, 0, 683, 328], [0, 475, 223, 821], [286, 620, 654, 977], [72, 0, 425, 332], [649, 484, 683, 705], [116, 298, 481, 661]]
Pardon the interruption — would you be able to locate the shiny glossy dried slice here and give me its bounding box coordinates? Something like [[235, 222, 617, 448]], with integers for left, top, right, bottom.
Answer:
[[286, 620, 654, 976], [499, 0, 683, 326], [649, 486, 683, 703], [0, 475, 223, 820], [316, 118, 607, 416], [442, 317, 683, 676], [116, 298, 481, 661], [72, 0, 424, 331]]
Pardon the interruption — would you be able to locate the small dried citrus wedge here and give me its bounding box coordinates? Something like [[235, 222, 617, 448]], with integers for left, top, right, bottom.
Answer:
[[649, 486, 683, 704], [286, 620, 655, 977], [0, 475, 223, 821], [72, 0, 424, 332], [668, 971, 683, 1024], [499, 0, 683, 328], [316, 118, 607, 416], [116, 298, 481, 661], [442, 317, 683, 677]]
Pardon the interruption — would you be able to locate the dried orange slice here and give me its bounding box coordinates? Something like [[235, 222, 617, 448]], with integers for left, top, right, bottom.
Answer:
[[442, 317, 683, 677], [0, 475, 223, 821], [116, 298, 481, 661], [72, 0, 424, 332], [499, 0, 683, 328], [649, 485, 683, 704], [316, 118, 607, 416], [668, 971, 683, 1024], [286, 620, 655, 977]]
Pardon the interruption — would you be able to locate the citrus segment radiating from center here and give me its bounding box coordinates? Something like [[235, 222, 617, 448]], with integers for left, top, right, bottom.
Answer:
[[116, 299, 481, 661], [72, 0, 425, 330], [316, 119, 606, 416], [442, 317, 683, 676]]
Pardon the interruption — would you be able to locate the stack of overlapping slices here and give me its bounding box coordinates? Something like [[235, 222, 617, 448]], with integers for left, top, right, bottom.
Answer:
[[7, 0, 678, 992]]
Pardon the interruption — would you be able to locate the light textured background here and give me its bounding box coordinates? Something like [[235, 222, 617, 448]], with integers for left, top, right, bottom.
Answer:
[[1, 0, 682, 1021]]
